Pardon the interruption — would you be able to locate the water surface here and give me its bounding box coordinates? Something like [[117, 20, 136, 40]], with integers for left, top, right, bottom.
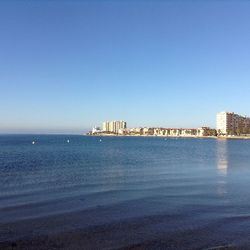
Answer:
[[1, 135, 250, 249]]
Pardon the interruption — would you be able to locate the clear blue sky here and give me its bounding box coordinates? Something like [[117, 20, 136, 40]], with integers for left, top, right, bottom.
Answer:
[[1, 0, 250, 134]]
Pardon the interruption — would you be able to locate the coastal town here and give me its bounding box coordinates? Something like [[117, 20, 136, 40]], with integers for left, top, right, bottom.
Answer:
[[88, 111, 250, 138]]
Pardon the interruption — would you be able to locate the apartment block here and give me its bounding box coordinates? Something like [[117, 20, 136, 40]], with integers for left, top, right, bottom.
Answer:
[[102, 120, 127, 134], [216, 112, 250, 135]]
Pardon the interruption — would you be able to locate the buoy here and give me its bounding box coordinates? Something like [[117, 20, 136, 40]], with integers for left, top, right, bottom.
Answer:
[[99, 139, 102, 142], [32, 141, 35, 145], [67, 139, 70, 143]]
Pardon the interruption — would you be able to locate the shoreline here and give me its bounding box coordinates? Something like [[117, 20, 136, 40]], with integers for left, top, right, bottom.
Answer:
[[0, 208, 245, 250], [88, 134, 250, 140]]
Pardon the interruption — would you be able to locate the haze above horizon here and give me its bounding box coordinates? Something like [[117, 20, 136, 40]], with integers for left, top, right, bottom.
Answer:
[[1, 0, 250, 134]]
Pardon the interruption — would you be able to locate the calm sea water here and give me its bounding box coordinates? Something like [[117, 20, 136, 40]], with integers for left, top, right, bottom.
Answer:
[[1, 135, 250, 249]]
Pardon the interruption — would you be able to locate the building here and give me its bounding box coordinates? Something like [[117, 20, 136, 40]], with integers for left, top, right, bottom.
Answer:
[[216, 112, 250, 135], [92, 126, 102, 134], [197, 127, 217, 136], [140, 127, 216, 137], [216, 112, 228, 134], [102, 122, 110, 132], [102, 120, 127, 134]]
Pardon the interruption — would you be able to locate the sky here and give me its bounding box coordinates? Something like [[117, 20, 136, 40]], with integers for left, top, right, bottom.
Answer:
[[0, 0, 250, 134]]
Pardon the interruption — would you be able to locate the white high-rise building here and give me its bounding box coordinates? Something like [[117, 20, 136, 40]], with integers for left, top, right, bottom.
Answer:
[[102, 122, 109, 132], [216, 112, 229, 134], [102, 120, 127, 134]]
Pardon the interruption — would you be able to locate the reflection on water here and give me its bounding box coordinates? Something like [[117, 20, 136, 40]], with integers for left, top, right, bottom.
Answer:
[[216, 139, 228, 197], [217, 139, 228, 176]]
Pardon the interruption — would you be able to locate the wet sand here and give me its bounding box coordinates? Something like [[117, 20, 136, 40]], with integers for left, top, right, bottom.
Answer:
[[0, 222, 238, 250], [0, 204, 249, 250], [0, 229, 237, 250]]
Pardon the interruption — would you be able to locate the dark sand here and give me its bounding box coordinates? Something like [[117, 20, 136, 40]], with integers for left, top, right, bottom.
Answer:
[[0, 207, 245, 250]]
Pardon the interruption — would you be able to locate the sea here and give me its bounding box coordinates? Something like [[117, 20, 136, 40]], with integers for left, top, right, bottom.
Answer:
[[1, 135, 250, 249]]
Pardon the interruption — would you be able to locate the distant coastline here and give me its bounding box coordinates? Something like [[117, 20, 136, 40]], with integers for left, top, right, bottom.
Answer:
[[88, 133, 250, 140], [217, 135, 250, 140], [89, 111, 250, 139]]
